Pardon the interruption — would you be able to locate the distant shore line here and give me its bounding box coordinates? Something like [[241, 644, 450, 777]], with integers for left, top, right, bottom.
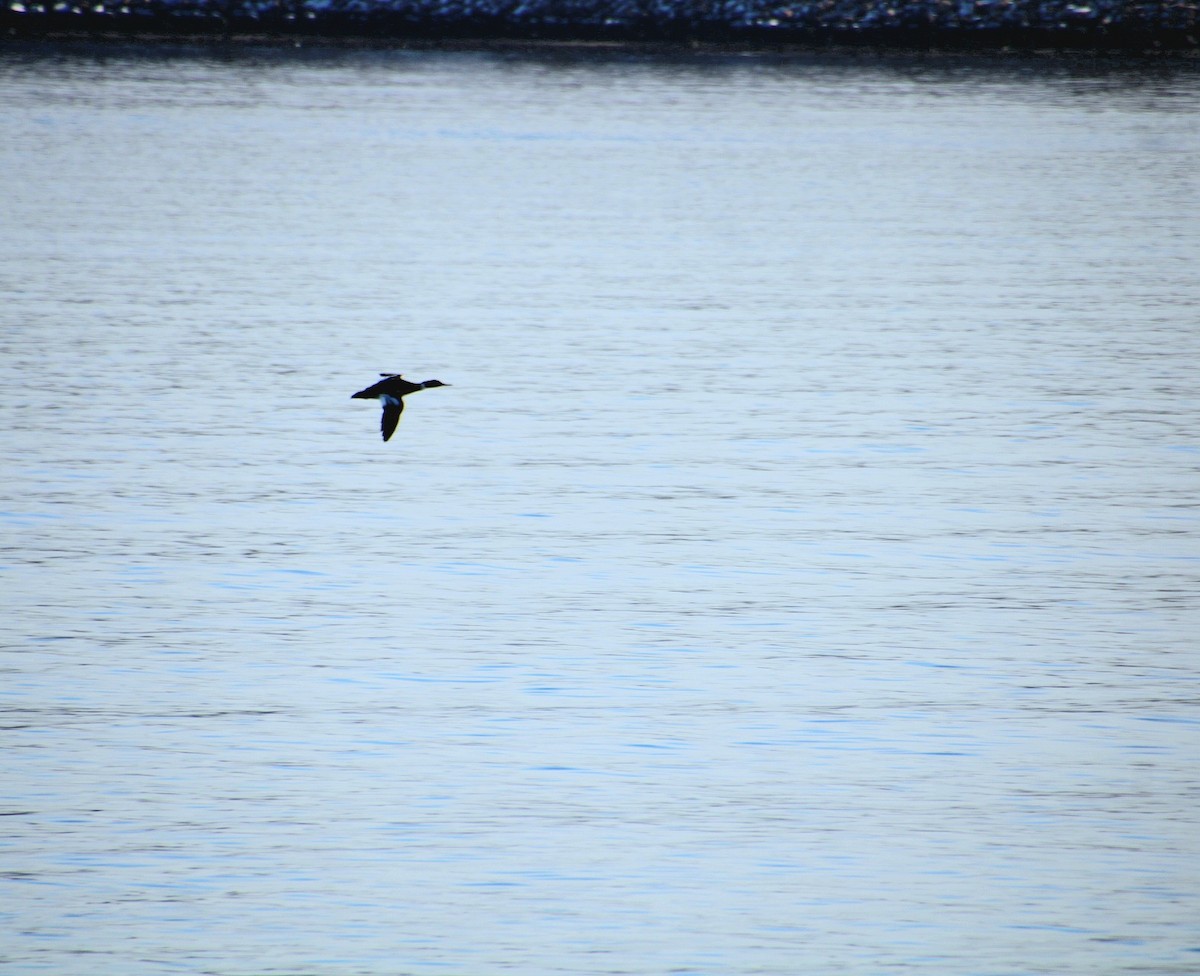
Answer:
[[6, 25, 1199, 55], [4, 3, 1198, 55]]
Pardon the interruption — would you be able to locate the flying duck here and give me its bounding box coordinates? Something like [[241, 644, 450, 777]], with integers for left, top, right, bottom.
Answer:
[[351, 373, 449, 441]]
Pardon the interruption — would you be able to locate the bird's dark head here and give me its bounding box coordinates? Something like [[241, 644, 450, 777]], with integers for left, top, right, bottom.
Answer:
[[422, 379, 449, 389]]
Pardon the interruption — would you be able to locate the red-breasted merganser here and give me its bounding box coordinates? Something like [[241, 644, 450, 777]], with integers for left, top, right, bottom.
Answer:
[[351, 373, 449, 441]]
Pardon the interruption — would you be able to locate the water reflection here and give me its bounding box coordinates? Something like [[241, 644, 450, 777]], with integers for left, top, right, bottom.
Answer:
[[1, 40, 1198, 976]]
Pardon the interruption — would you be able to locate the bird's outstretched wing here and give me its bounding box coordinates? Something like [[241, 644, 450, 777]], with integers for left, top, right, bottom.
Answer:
[[381, 399, 404, 441]]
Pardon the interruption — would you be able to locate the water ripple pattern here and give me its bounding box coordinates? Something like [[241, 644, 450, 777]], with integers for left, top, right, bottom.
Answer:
[[1, 42, 1199, 976]]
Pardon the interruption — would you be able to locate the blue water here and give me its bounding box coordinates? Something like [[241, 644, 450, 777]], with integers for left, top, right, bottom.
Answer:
[[1, 42, 1199, 976]]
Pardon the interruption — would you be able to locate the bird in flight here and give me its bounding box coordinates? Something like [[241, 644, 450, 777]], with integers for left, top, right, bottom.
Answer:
[[351, 373, 449, 441]]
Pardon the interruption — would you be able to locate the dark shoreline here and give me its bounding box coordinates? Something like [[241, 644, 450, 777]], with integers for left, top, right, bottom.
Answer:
[[4, 7, 1198, 57]]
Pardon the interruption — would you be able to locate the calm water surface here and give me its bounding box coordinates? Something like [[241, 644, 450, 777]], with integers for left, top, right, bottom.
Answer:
[[1, 41, 1199, 976]]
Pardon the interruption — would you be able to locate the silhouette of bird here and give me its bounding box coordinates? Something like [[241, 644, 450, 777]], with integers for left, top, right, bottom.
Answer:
[[351, 373, 449, 441]]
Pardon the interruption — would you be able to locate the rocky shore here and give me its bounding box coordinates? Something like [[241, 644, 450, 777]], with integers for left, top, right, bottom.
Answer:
[[4, 0, 1197, 51]]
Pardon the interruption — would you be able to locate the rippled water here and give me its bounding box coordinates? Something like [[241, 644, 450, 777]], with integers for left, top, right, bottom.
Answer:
[[2, 40, 1199, 976]]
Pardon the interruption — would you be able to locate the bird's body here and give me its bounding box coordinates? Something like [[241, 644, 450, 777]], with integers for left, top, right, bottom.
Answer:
[[351, 373, 448, 441]]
